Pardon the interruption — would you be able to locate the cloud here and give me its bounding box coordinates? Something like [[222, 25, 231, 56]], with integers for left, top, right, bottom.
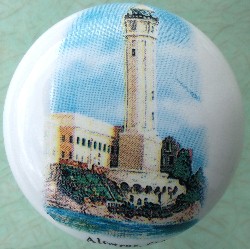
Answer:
[[50, 3, 207, 170], [56, 44, 123, 77], [158, 98, 204, 128]]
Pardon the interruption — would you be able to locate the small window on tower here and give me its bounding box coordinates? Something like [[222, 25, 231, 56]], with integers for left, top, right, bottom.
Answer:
[[61, 135, 65, 142], [69, 151, 72, 159], [69, 135, 73, 143], [88, 140, 92, 148], [131, 20, 137, 31], [132, 49, 136, 56], [61, 151, 65, 158], [152, 91, 154, 100], [152, 112, 155, 120], [82, 138, 86, 146]]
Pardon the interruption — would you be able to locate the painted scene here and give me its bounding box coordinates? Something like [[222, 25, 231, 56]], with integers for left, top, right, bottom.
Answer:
[[45, 4, 207, 238]]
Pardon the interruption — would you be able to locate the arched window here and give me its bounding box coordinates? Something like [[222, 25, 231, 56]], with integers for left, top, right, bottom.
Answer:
[[133, 184, 142, 193], [154, 186, 160, 194], [162, 186, 166, 193], [120, 182, 130, 192], [145, 185, 152, 194], [137, 198, 142, 206]]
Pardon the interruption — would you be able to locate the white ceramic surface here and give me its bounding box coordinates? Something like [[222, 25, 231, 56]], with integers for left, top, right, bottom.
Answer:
[[3, 3, 244, 247]]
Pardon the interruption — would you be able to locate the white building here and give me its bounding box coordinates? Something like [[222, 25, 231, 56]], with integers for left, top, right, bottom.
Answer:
[[46, 113, 121, 169]]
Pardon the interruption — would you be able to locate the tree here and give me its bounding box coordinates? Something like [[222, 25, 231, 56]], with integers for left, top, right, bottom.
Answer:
[[175, 167, 207, 210], [187, 167, 207, 203], [171, 148, 192, 183]]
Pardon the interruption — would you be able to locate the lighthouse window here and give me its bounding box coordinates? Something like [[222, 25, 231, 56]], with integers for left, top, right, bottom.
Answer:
[[61, 151, 65, 158], [94, 141, 97, 149], [82, 138, 86, 146], [77, 137, 80, 144], [99, 142, 102, 151], [61, 135, 65, 142], [103, 144, 106, 152], [131, 20, 137, 30], [152, 91, 154, 100], [69, 135, 73, 143], [69, 151, 72, 159], [132, 49, 136, 56], [107, 145, 111, 153], [152, 112, 155, 120], [88, 140, 92, 148]]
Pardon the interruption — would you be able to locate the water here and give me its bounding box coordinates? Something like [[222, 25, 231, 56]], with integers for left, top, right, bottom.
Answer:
[[46, 206, 197, 239]]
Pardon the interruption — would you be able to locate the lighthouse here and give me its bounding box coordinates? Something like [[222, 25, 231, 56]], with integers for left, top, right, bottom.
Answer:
[[118, 5, 162, 171]]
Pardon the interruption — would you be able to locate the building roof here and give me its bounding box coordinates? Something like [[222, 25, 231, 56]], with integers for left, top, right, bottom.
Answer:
[[49, 112, 122, 138], [125, 5, 159, 22]]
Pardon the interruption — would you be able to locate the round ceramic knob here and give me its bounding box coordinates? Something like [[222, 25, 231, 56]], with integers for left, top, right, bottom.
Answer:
[[3, 3, 244, 247]]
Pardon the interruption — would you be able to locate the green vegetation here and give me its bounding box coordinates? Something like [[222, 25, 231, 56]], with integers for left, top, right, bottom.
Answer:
[[57, 164, 123, 204], [165, 147, 207, 212], [170, 149, 192, 183], [55, 157, 206, 219], [172, 167, 207, 213]]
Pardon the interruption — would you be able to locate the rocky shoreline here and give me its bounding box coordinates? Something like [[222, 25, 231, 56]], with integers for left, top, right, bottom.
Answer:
[[45, 185, 201, 225]]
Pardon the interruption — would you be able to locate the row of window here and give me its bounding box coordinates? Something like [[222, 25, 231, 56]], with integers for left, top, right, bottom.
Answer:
[[61, 151, 102, 165], [129, 20, 155, 33], [61, 135, 113, 153]]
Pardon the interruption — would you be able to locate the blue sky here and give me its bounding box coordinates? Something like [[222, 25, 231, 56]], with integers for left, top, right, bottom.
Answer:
[[50, 3, 206, 172]]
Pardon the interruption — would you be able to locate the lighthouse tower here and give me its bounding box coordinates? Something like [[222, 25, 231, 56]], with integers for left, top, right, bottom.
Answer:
[[118, 5, 162, 171]]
